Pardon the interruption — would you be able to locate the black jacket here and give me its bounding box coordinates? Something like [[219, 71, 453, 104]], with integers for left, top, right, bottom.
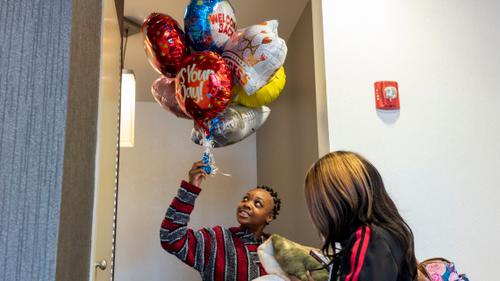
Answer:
[[329, 225, 413, 281]]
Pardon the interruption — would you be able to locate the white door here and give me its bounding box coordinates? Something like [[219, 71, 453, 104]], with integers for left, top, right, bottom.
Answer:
[[90, 0, 121, 280]]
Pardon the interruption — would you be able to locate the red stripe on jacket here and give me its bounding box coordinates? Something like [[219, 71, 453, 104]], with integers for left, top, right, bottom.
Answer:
[[345, 226, 372, 281], [352, 227, 371, 281], [345, 228, 363, 281]]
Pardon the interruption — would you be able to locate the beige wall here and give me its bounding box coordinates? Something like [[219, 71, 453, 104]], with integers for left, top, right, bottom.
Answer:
[[256, 1, 324, 247]]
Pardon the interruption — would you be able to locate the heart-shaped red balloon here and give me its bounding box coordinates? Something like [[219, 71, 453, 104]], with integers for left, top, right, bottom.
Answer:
[[142, 13, 190, 77], [175, 51, 233, 130]]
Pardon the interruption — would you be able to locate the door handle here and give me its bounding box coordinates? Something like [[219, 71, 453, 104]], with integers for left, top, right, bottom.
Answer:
[[95, 259, 107, 270]]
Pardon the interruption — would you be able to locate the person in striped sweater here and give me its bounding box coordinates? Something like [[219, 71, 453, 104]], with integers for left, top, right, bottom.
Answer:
[[160, 161, 281, 281]]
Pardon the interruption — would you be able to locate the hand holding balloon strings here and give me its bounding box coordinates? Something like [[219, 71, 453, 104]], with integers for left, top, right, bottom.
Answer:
[[200, 117, 231, 176], [188, 161, 209, 187]]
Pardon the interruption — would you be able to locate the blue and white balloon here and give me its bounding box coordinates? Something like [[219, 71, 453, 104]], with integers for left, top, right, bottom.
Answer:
[[184, 0, 237, 53]]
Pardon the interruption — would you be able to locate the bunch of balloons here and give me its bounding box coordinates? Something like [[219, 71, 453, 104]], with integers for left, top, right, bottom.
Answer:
[[143, 0, 288, 173]]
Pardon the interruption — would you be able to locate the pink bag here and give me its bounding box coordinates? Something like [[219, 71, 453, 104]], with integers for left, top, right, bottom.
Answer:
[[417, 258, 469, 281]]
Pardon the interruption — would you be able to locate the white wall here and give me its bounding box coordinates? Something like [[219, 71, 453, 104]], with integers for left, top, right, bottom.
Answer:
[[322, 0, 500, 279], [115, 102, 257, 281]]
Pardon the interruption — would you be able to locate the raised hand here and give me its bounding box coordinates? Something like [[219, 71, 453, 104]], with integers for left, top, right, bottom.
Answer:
[[188, 160, 209, 187]]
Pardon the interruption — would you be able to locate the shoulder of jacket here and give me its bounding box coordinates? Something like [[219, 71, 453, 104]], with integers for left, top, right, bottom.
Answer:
[[370, 225, 404, 264]]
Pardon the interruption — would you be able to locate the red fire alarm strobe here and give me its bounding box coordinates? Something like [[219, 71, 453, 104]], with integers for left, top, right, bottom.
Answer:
[[374, 81, 400, 110]]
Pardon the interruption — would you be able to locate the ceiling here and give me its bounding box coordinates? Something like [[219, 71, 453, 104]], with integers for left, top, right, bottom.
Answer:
[[123, 0, 309, 101]]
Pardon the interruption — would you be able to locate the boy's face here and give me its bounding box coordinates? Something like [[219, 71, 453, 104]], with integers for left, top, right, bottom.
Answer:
[[236, 188, 274, 229]]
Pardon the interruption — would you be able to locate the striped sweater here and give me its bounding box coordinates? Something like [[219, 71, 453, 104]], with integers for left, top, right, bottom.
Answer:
[[160, 180, 267, 281]]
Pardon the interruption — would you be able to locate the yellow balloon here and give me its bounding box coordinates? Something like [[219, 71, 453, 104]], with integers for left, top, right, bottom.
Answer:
[[234, 67, 286, 108]]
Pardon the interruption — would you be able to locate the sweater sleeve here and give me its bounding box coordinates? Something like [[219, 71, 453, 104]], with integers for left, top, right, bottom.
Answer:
[[160, 180, 214, 273], [338, 226, 399, 281]]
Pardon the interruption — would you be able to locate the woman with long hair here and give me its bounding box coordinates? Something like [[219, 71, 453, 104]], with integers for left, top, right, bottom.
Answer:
[[304, 151, 417, 281]]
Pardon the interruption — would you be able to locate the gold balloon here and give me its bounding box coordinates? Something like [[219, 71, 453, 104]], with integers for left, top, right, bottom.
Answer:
[[234, 67, 286, 108]]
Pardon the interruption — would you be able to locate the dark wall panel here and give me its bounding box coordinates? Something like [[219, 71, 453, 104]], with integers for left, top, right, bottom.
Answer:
[[0, 0, 73, 280]]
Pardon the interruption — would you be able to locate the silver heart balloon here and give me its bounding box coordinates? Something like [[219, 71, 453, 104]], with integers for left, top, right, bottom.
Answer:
[[191, 105, 271, 147]]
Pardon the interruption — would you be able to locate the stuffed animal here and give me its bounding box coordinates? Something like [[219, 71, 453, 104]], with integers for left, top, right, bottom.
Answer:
[[257, 234, 329, 281]]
